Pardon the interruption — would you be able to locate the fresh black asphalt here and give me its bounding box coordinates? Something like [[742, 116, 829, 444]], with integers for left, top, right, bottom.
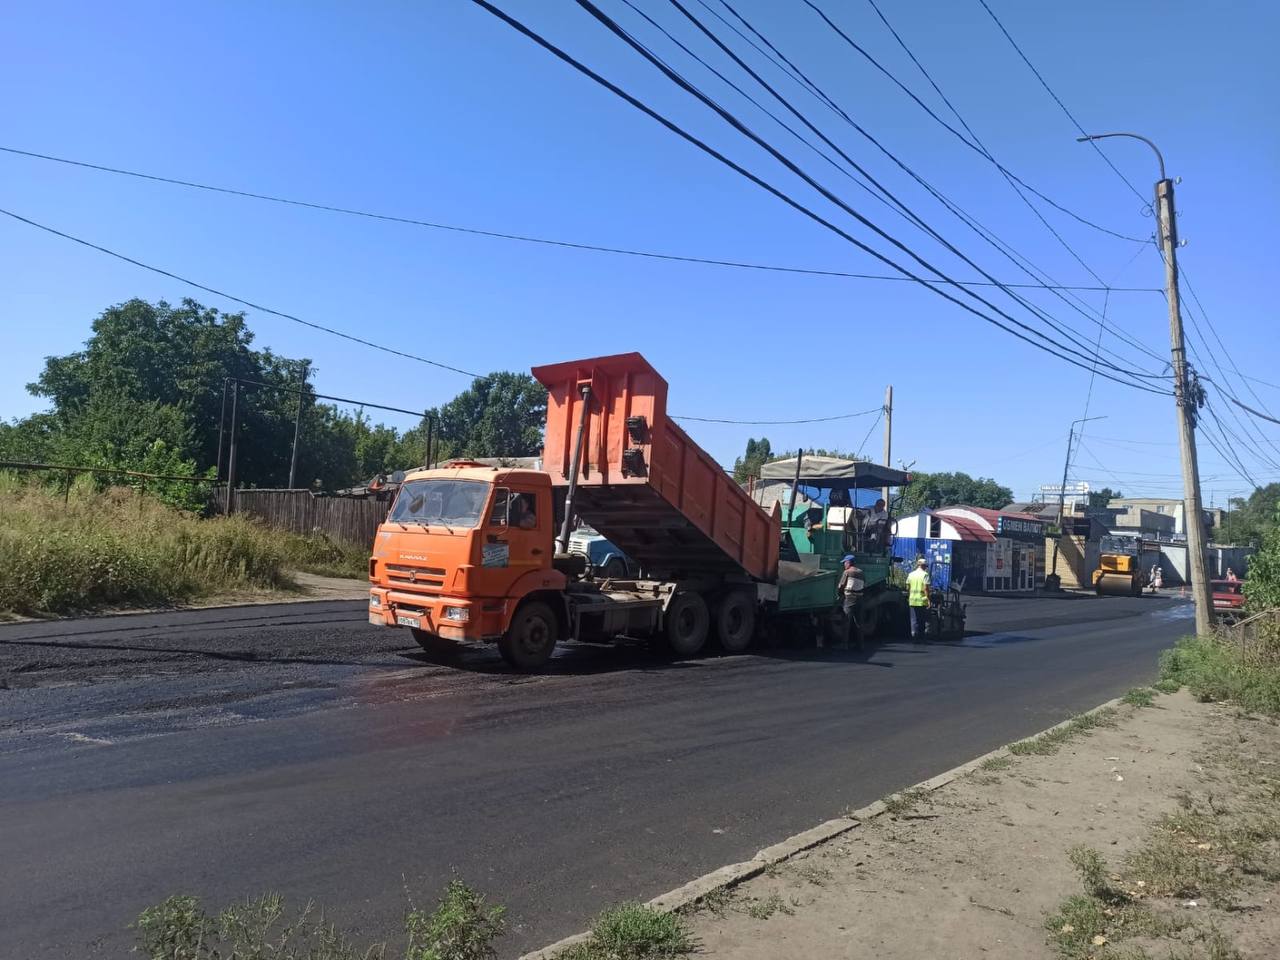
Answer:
[[0, 593, 1192, 957]]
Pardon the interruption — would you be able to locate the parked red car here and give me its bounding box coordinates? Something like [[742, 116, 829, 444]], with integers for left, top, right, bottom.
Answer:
[[1212, 580, 1246, 624]]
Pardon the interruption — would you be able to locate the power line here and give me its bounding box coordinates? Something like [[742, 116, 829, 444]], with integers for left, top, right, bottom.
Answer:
[[0, 206, 486, 379], [673, 407, 880, 425], [659, 0, 1155, 373], [706, 0, 1170, 372], [516, 0, 1170, 393], [0, 205, 890, 428], [973, 0, 1148, 205], [0, 143, 1161, 294], [718, 0, 1148, 244], [854, 408, 883, 458]]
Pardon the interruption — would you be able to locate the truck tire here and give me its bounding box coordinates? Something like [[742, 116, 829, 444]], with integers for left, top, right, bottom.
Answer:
[[410, 628, 458, 661], [714, 591, 756, 653], [601, 557, 627, 579], [664, 591, 710, 657], [499, 601, 558, 671]]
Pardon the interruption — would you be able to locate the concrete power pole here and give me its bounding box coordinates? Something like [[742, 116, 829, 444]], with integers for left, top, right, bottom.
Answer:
[[1157, 178, 1214, 635], [1078, 132, 1214, 635], [882, 385, 893, 507]]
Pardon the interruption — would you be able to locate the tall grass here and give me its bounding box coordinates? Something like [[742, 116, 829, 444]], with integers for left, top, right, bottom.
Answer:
[[0, 477, 362, 616], [1160, 632, 1280, 716]]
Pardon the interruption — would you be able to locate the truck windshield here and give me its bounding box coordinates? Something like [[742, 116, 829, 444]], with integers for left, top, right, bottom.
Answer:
[[389, 479, 489, 528]]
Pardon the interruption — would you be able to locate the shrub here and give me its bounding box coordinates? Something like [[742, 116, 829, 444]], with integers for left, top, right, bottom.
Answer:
[[404, 880, 505, 960], [1160, 635, 1280, 716]]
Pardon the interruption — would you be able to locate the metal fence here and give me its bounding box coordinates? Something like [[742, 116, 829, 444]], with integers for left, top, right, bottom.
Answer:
[[212, 487, 392, 547]]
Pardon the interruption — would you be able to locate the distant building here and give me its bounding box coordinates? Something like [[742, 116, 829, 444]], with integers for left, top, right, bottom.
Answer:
[[1106, 497, 1218, 537]]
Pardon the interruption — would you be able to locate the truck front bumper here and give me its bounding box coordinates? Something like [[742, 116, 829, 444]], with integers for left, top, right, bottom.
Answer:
[[367, 587, 507, 642]]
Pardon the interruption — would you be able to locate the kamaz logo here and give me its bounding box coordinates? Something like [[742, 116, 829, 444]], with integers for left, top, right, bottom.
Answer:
[[400, 554, 430, 561]]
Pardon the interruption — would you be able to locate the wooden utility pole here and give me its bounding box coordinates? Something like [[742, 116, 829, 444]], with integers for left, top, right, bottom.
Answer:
[[287, 362, 309, 489], [1157, 177, 1213, 635], [881, 385, 893, 506]]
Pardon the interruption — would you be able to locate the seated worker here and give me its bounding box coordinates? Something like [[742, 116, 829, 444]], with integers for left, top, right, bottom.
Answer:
[[508, 493, 537, 529], [862, 498, 889, 548]]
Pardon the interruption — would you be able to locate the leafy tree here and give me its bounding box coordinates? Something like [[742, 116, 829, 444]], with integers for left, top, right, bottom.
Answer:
[[1088, 486, 1124, 508], [1243, 502, 1280, 611], [1219, 483, 1280, 547], [901, 470, 1014, 513], [732, 437, 773, 483], [2, 297, 548, 497], [427, 372, 547, 463]]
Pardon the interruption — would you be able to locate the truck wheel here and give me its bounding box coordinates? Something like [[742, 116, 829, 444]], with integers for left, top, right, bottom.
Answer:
[[664, 591, 710, 657], [410, 628, 458, 661], [601, 557, 626, 579], [715, 592, 756, 653], [499, 601, 558, 671]]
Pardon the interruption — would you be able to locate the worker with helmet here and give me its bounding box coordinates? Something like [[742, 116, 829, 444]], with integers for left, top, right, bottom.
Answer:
[[837, 553, 865, 650], [907, 557, 931, 640]]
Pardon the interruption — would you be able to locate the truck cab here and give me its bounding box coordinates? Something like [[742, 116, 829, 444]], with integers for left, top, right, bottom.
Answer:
[[367, 461, 567, 667]]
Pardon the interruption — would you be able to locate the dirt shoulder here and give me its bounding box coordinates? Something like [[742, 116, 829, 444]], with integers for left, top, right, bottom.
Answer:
[[685, 690, 1280, 960]]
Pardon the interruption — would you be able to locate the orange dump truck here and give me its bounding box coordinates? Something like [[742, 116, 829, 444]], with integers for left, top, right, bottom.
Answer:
[[367, 352, 784, 669]]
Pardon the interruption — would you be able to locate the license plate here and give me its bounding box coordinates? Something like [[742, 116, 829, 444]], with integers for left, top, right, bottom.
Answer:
[[397, 614, 421, 629]]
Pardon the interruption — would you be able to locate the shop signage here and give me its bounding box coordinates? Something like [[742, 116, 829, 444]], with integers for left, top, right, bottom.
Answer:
[[996, 515, 1044, 541]]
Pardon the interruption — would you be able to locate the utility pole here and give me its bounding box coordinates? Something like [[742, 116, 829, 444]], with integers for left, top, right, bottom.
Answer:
[[1157, 178, 1213, 634], [287, 362, 309, 489], [881, 385, 893, 507], [1078, 132, 1213, 634], [215, 378, 229, 481], [1047, 415, 1105, 589], [226, 379, 240, 514]]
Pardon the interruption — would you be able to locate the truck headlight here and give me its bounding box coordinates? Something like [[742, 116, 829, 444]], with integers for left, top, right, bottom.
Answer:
[[369, 593, 381, 608], [442, 606, 470, 622]]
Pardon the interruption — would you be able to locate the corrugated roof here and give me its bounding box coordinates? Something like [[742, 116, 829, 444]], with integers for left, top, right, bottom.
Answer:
[[942, 515, 996, 543]]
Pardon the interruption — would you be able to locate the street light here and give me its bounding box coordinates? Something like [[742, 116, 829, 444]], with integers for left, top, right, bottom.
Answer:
[[1046, 415, 1107, 590], [1075, 132, 1214, 634]]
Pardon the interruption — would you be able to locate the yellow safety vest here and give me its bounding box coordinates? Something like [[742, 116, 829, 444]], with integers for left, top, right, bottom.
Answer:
[[907, 568, 930, 607]]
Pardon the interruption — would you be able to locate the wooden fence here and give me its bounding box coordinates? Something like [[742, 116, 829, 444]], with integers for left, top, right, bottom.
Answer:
[[215, 488, 392, 547]]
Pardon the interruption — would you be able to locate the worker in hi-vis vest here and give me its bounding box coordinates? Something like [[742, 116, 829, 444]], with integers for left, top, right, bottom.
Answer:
[[906, 557, 931, 640]]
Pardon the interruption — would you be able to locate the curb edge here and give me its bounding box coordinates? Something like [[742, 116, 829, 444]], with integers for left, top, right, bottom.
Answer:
[[517, 695, 1128, 959]]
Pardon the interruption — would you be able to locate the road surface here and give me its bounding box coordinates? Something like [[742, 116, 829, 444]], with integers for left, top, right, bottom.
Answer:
[[0, 593, 1191, 957]]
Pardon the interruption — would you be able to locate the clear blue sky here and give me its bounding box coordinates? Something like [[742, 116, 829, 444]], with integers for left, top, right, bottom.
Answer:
[[3, 0, 1277, 505]]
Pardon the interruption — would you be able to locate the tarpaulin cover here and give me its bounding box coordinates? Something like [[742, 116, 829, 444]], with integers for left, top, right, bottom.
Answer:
[[758, 456, 911, 490]]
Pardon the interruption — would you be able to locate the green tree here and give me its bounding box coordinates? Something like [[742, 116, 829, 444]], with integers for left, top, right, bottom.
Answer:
[[1219, 483, 1280, 547], [1243, 502, 1280, 611], [1088, 486, 1124, 508], [901, 471, 1014, 513], [427, 372, 547, 462], [732, 437, 773, 483]]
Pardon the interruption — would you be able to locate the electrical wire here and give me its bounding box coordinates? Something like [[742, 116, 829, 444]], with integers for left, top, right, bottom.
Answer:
[[705, 0, 1170, 372], [854, 409, 883, 459], [672, 407, 880, 425], [0, 144, 1161, 293], [973, 0, 1148, 205], [0, 206, 487, 378], [507, 0, 1171, 393], [0, 205, 890, 427], [717, 0, 1148, 244], [659, 0, 1163, 379]]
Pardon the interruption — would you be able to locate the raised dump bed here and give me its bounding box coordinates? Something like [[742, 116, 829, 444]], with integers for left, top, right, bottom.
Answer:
[[533, 353, 780, 583]]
